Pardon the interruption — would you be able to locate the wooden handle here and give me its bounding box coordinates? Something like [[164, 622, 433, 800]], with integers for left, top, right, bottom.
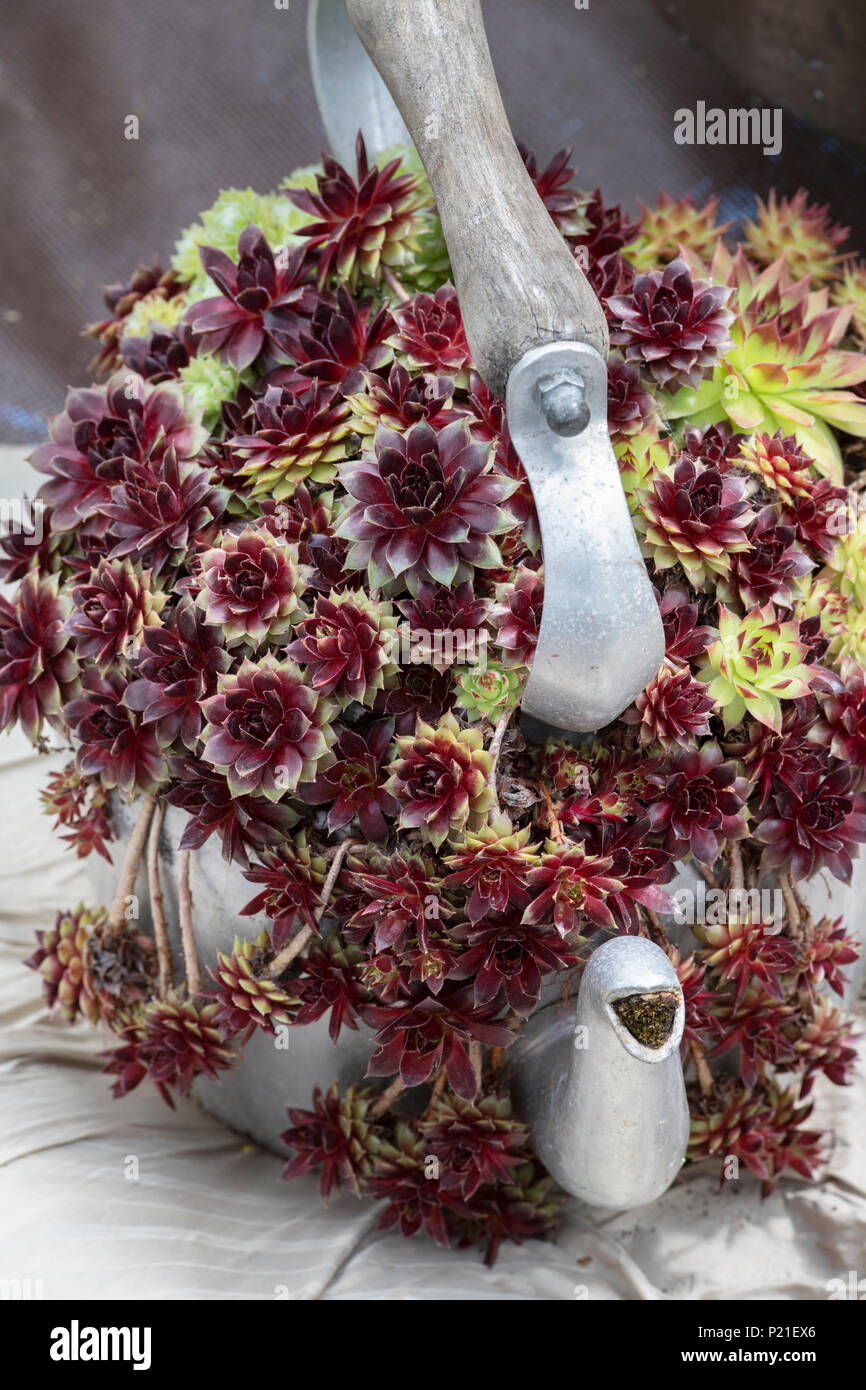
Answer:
[[347, 0, 608, 397]]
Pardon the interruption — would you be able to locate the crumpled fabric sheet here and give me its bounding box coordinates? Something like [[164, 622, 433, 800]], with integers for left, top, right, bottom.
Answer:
[[1, 447, 864, 1301]]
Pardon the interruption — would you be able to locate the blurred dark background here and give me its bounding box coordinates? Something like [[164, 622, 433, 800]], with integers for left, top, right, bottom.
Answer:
[[1, 0, 865, 443]]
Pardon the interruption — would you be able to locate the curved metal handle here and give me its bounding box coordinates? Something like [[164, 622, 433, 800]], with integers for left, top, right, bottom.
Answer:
[[320, 0, 663, 731], [508, 344, 664, 732], [345, 0, 607, 397]]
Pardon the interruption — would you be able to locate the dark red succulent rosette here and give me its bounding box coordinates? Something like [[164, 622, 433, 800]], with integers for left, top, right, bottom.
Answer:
[[30, 373, 207, 535], [299, 718, 398, 841], [644, 742, 749, 865], [184, 229, 318, 369], [337, 418, 516, 593], [124, 596, 231, 752], [65, 667, 169, 798], [608, 258, 733, 389]]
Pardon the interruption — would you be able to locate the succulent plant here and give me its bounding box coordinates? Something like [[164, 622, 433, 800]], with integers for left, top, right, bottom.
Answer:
[[279, 284, 394, 395], [172, 185, 310, 295], [608, 258, 733, 390], [286, 134, 430, 291], [626, 191, 732, 272], [337, 419, 515, 593], [299, 718, 398, 841], [390, 285, 473, 388], [490, 565, 543, 669], [524, 839, 624, 936], [688, 1077, 824, 1195], [518, 143, 588, 238], [209, 934, 298, 1040], [453, 663, 524, 723], [623, 665, 714, 750], [345, 362, 457, 439], [0, 572, 80, 742], [183, 229, 317, 369], [171, 761, 295, 869], [201, 655, 336, 800], [124, 596, 231, 752], [30, 372, 207, 535], [756, 766, 866, 883], [65, 668, 170, 796], [637, 455, 753, 587], [228, 381, 353, 501], [40, 762, 114, 862], [14, 155, 866, 1261], [103, 448, 224, 577], [282, 1082, 382, 1200], [661, 247, 866, 477], [25, 905, 107, 1024], [743, 189, 850, 285], [286, 589, 398, 706], [386, 712, 495, 848], [698, 603, 815, 731], [102, 991, 236, 1106], [645, 742, 749, 864], [195, 526, 304, 648], [64, 558, 164, 672]]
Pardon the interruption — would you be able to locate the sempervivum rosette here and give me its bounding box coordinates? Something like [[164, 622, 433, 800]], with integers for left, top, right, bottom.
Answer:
[[201, 656, 337, 799], [337, 418, 516, 593], [9, 133, 866, 1264]]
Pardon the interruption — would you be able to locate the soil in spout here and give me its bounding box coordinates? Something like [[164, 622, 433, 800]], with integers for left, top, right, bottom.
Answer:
[[612, 990, 679, 1048]]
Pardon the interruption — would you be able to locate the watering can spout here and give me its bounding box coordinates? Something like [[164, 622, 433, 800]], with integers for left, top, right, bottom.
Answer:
[[510, 937, 690, 1208]]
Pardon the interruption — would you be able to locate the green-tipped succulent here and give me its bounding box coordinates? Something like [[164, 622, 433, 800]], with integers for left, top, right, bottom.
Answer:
[[698, 603, 815, 731], [453, 662, 525, 722], [661, 246, 866, 478], [172, 185, 309, 296]]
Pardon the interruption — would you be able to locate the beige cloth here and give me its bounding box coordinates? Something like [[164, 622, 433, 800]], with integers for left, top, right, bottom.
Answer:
[[1, 444, 864, 1301]]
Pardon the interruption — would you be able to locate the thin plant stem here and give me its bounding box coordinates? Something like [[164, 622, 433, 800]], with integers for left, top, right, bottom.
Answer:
[[690, 1040, 715, 1099], [382, 265, 410, 303], [487, 706, 514, 815], [177, 850, 202, 997], [264, 838, 359, 981], [107, 795, 156, 935], [778, 871, 802, 937], [537, 782, 564, 843], [371, 1074, 404, 1119], [146, 800, 172, 998]]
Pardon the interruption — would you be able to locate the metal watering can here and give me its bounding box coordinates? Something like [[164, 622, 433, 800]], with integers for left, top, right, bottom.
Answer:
[[87, 0, 866, 1211], [82, 0, 691, 1213]]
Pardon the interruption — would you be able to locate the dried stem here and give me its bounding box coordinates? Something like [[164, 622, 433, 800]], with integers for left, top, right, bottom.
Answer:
[[644, 905, 668, 946], [146, 800, 172, 998], [726, 840, 745, 893], [264, 838, 359, 981], [487, 706, 514, 815], [690, 1040, 715, 1099], [107, 795, 156, 935], [468, 1039, 483, 1087], [423, 1068, 449, 1119], [695, 860, 718, 889], [778, 871, 802, 937], [537, 782, 564, 843], [489, 1046, 505, 1079], [177, 850, 202, 997], [382, 265, 411, 303], [371, 1074, 404, 1119]]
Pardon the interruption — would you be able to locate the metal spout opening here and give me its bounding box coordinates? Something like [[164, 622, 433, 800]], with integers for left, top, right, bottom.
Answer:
[[611, 990, 680, 1049]]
